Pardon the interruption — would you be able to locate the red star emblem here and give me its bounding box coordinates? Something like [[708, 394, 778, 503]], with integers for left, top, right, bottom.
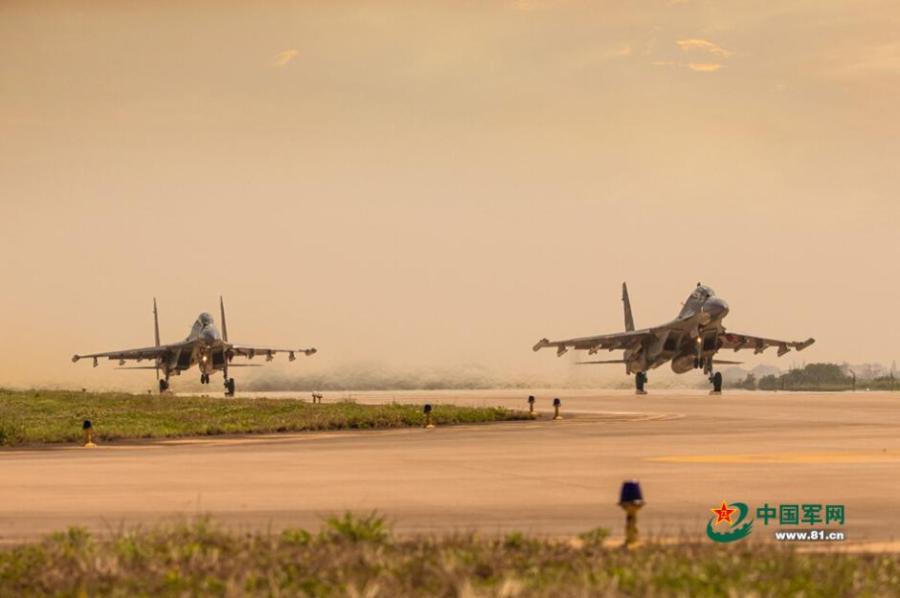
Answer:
[[710, 500, 737, 526]]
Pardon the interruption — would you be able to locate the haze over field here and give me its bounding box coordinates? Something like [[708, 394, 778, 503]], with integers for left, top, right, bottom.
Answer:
[[1, 1, 898, 390]]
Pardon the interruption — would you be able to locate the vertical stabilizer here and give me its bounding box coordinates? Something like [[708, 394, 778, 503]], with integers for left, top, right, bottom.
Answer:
[[153, 298, 161, 347], [153, 298, 161, 381], [622, 283, 635, 332], [220, 296, 229, 342]]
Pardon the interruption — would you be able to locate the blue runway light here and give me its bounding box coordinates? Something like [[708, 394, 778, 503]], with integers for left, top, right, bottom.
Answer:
[[619, 480, 644, 505]]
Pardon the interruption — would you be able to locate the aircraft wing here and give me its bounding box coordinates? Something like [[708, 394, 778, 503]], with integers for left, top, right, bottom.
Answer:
[[72, 341, 193, 365], [228, 344, 317, 361], [533, 329, 655, 356], [719, 333, 815, 357]]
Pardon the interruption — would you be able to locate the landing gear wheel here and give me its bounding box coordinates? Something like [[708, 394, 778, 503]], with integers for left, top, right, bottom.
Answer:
[[710, 371, 723, 395], [200, 374, 209, 385], [224, 378, 236, 397], [159, 379, 169, 393], [635, 371, 648, 395]]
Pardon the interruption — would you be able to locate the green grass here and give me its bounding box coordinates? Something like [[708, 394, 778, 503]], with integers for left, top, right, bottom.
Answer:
[[0, 389, 528, 446], [1, 515, 898, 597]]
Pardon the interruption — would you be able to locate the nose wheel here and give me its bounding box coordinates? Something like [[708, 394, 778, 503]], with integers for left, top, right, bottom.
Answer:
[[200, 374, 210, 384], [224, 377, 236, 397], [635, 371, 648, 395], [709, 371, 723, 395]]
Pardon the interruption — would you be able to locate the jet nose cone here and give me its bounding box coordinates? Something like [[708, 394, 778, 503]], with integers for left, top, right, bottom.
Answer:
[[704, 297, 729, 319]]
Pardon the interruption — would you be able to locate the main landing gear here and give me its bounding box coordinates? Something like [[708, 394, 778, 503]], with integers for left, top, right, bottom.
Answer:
[[224, 377, 236, 397], [158, 378, 170, 393], [635, 372, 648, 395]]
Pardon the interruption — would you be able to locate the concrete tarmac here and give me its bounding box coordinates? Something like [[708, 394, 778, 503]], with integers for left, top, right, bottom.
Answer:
[[2, 390, 899, 546]]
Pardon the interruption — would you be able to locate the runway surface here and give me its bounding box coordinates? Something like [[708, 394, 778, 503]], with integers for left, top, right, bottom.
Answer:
[[3, 390, 899, 546]]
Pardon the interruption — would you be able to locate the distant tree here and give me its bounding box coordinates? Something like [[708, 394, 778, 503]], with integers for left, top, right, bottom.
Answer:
[[783, 363, 851, 388], [738, 373, 757, 390], [758, 374, 779, 391]]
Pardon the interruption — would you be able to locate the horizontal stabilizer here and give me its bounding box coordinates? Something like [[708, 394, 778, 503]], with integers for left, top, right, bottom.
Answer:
[[576, 359, 626, 365]]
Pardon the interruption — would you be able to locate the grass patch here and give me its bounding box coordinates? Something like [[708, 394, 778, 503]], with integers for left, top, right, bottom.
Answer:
[[1, 516, 898, 596], [0, 389, 528, 446]]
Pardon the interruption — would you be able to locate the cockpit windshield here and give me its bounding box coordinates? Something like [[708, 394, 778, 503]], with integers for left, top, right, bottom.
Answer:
[[692, 285, 715, 301]]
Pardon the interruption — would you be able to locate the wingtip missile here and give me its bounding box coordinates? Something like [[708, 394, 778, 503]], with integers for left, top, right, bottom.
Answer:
[[797, 338, 815, 351], [532, 338, 550, 352], [288, 349, 316, 362], [71, 355, 80, 363]]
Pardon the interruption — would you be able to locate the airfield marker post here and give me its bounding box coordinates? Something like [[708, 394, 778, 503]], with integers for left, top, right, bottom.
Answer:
[[82, 420, 97, 448], [618, 480, 644, 548], [424, 404, 435, 429], [527, 395, 536, 418], [553, 398, 562, 420]]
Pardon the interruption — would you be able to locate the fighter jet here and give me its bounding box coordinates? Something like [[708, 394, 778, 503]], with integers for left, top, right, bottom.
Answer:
[[72, 298, 316, 395], [533, 283, 814, 394]]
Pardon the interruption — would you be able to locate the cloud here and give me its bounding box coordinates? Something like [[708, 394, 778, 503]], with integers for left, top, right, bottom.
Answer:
[[651, 60, 724, 73], [688, 63, 723, 72], [676, 39, 731, 58], [651, 39, 731, 73], [272, 49, 299, 68]]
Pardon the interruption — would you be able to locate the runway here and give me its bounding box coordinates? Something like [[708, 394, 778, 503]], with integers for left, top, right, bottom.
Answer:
[[3, 390, 899, 546]]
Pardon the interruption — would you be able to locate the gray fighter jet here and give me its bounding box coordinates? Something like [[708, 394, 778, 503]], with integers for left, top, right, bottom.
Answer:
[[533, 283, 814, 394], [73, 298, 316, 395]]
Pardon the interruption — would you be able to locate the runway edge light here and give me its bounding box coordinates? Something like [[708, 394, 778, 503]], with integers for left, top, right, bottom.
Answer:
[[618, 480, 644, 548], [553, 398, 562, 420], [424, 404, 435, 429], [82, 419, 97, 448]]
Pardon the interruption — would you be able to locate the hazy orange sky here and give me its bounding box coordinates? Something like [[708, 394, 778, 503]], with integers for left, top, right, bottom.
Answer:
[[1, 1, 898, 389]]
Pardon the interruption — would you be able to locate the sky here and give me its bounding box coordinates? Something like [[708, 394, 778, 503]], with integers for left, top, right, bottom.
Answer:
[[1, 0, 898, 389]]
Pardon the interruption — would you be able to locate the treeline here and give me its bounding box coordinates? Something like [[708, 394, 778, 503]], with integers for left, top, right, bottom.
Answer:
[[737, 363, 898, 391], [243, 364, 545, 392]]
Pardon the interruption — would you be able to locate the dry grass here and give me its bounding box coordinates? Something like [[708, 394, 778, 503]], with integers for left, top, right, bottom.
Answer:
[[1, 515, 899, 597], [0, 389, 528, 446]]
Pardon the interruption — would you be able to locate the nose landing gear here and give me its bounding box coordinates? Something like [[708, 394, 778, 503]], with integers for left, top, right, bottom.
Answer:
[[200, 373, 210, 384], [635, 371, 648, 395], [709, 371, 723, 395]]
